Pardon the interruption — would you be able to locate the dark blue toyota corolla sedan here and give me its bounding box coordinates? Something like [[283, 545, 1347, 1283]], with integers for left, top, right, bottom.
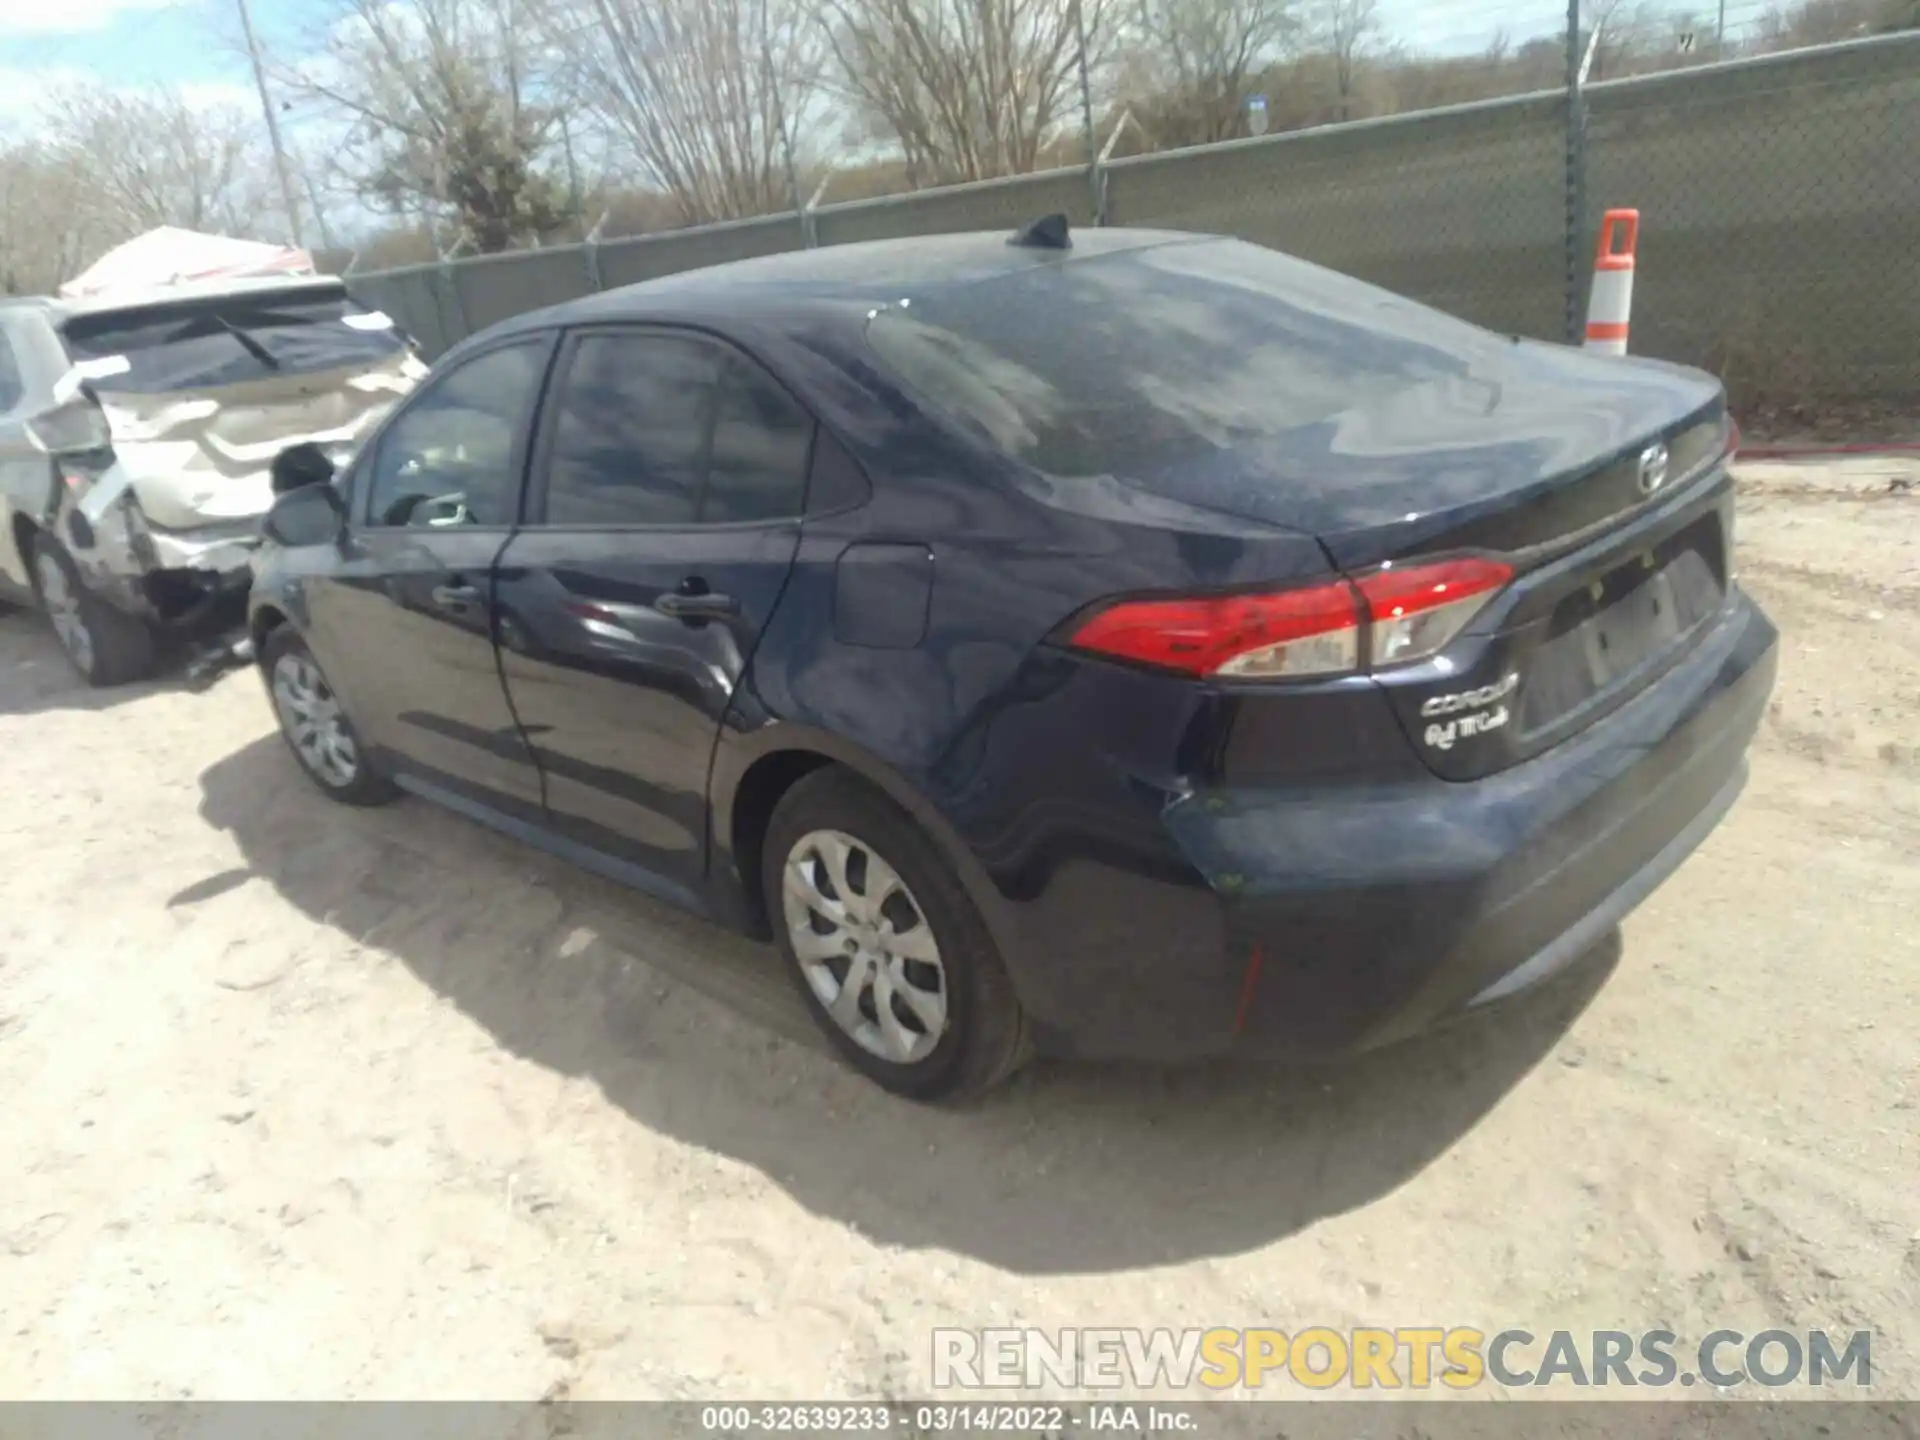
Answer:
[[248, 222, 1778, 1100]]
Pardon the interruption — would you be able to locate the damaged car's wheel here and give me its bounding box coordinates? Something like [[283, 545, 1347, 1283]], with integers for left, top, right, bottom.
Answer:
[[30, 534, 156, 687], [261, 628, 396, 806]]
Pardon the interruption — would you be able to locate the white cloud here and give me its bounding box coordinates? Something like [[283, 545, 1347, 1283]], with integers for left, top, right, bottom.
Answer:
[[0, 64, 90, 129], [0, 68, 257, 137], [0, 0, 177, 36]]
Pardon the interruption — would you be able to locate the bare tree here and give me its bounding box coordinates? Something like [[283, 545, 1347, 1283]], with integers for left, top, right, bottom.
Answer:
[[40, 90, 274, 238], [1754, 0, 1917, 46], [1124, 0, 1297, 144], [0, 142, 112, 295], [1315, 0, 1376, 120], [823, 0, 1110, 186], [291, 0, 571, 253], [537, 0, 819, 226]]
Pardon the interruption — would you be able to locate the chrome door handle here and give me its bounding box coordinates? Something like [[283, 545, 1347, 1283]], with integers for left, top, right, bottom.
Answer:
[[655, 590, 738, 620]]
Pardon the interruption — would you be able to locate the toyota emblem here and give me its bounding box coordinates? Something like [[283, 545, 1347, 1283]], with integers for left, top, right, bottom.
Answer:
[[1638, 441, 1671, 496]]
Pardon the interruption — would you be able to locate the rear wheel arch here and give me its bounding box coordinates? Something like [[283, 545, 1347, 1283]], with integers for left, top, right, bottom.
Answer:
[[713, 732, 1023, 979], [250, 603, 291, 656], [727, 748, 835, 937]]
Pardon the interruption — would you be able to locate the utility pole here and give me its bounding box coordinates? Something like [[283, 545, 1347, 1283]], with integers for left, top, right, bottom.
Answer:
[[1071, 0, 1098, 218], [1715, 0, 1727, 58], [235, 0, 307, 249]]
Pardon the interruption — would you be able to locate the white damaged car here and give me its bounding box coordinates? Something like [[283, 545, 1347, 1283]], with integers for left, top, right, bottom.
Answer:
[[0, 275, 425, 683]]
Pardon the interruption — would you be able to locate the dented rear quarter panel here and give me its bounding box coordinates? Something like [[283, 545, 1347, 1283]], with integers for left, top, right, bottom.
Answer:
[[102, 352, 424, 531]]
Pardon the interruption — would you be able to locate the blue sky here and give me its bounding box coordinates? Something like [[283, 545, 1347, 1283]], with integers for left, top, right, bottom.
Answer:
[[0, 0, 321, 129], [0, 0, 255, 98]]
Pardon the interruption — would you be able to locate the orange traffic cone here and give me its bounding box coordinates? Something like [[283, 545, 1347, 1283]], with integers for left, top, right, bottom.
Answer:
[[1583, 209, 1638, 356]]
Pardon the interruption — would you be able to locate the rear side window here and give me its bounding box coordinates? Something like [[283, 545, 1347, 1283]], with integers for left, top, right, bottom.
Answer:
[[705, 355, 815, 523], [59, 289, 407, 394], [540, 330, 812, 527], [545, 333, 714, 526], [865, 237, 1494, 484]]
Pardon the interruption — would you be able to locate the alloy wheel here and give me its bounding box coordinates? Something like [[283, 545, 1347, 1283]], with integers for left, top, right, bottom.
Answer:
[[271, 652, 360, 788], [781, 828, 949, 1064], [35, 551, 93, 674]]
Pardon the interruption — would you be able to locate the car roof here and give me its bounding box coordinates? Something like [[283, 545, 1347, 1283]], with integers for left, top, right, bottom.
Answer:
[[492, 226, 1218, 336]]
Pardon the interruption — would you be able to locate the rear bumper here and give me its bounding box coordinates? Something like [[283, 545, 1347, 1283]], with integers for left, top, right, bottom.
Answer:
[[1006, 588, 1777, 1061], [66, 494, 258, 624]]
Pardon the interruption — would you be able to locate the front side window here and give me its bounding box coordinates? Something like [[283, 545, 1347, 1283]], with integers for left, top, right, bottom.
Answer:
[[363, 340, 548, 529], [541, 330, 813, 527]]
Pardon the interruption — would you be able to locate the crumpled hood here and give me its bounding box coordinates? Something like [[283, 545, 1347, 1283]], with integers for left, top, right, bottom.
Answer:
[[102, 352, 425, 529]]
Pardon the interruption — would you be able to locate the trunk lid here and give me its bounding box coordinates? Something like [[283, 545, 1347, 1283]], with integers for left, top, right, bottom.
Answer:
[[1370, 465, 1736, 781], [1117, 340, 1724, 572], [866, 234, 1737, 780], [56, 283, 425, 530]]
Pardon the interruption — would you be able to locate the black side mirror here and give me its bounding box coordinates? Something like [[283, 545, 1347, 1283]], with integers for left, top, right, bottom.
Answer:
[[270, 441, 337, 497], [262, 482, 346, 548]]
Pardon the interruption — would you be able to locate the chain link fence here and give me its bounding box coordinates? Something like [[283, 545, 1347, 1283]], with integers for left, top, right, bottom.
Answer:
[[346, 30, 1920, 416]]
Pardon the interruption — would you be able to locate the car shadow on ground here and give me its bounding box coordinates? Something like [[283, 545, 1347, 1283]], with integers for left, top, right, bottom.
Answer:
[[0, 607, 246, 717], [196, 733, 1618, 1275]]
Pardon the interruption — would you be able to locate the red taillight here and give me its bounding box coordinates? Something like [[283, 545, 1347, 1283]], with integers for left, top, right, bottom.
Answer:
[[1067, 556, 1513, 680], [1066, 582, 1360, 678], [1356, 556, 1512, 668]]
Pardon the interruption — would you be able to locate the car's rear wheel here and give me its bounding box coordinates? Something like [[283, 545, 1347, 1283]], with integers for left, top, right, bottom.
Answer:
[[261, 627, 396, 806], [30, 535, 157, 686], [763, 768, 1030, 1101]]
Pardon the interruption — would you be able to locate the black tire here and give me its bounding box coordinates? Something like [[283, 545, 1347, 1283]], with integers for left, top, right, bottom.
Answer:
[[259, 626, 397, 806], [763, 767, 1031, 1102], [29, 533, 156, 686]]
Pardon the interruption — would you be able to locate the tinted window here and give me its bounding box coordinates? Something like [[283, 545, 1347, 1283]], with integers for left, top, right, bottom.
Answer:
[[60, 289, 408, 394], [363, 340, 547, 528], [546, 333, 716, 527], [542, 332, 811, 527], [865, 237, 1492, 484], [704, 355, 813, 523]]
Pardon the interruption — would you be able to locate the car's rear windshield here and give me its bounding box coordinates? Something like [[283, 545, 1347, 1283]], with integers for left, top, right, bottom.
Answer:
[[60, 289, 408, 394], [864, 237, 1497, 479]]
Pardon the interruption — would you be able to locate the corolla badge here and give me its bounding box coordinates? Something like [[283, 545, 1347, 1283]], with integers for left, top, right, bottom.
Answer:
[[1421, 672, 1519, 751], [1638, 441, 1671, 496]]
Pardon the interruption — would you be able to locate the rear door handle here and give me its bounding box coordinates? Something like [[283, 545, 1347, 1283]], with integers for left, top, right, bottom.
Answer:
[[431, 582, 483, 612], [655, 591, 739, 620]]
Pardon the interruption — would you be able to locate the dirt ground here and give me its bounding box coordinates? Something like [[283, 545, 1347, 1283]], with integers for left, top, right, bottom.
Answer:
[[0, 458, 1914, 1407]]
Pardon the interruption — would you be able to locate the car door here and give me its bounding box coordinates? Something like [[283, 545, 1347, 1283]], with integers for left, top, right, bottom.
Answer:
[[301, 333, 556, 821], [492, 326, 813, 897]]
